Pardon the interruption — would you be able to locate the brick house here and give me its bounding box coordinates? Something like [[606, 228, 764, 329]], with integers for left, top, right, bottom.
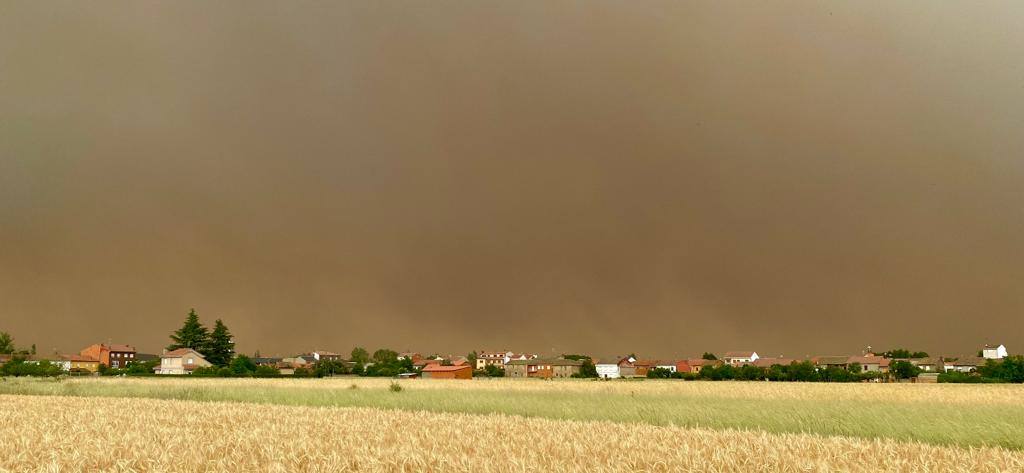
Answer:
[[80, 343, 137, 369], [505, 358, 583, 379], [686, 358, 723, 373]]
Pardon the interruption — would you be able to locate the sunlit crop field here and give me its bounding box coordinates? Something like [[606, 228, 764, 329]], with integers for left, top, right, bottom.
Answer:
[[2, 394, 1022, 473], [3, 377, 1024, 450]]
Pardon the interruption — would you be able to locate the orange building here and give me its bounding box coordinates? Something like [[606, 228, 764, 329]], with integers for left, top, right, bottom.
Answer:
[[80, 343, 137, 368], [420, 364, 472, 379]]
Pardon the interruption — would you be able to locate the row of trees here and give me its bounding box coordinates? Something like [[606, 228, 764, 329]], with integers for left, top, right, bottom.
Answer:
[[643, 361, 895, 382], [940, 356, 1024, 383], [0, 331, 37, 356]]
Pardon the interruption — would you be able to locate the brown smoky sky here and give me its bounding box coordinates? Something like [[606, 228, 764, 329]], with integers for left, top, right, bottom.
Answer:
[[2, 1, 1023, 359]]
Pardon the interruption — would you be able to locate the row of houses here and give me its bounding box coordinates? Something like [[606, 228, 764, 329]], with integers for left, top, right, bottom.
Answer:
[[5, 342, 1010, 379], [0, 343, 159, 374], [587, 345, 1009, 379]]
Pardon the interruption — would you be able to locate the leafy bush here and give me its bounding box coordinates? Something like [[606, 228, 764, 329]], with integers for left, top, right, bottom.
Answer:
[[646, 367, 673, 379], [254, 365, 280, 377], [0, 359, 64, 377]]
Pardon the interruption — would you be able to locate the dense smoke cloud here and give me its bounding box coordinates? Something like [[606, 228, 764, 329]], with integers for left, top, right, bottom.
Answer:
[[2, 2, 1023, 357]]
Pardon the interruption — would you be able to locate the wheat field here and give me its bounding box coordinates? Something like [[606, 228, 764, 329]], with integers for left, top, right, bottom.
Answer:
[[1, 394, 1022, 473], [3, 377, 1024, 449]]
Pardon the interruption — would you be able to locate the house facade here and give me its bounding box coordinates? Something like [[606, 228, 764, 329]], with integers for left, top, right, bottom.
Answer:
[[655, 361, 679, 373], [54, 354, 100, 373], [723, 351, 759, 366], [813, 356, 850, 370], [505, 358, 583, 379], [846, 355, 889, 372], [475, 351, 513, 370], [945, 357, 985, 373], [910, 357, 942, 372], [156, 348, 212, 375], [304, 351, 342, 362], [633, 360, 661, 377], [595, 356, 636, 379], [983, 344, 1008, 360], [686, 359, 722, 373], [80, 343, 137, 369]]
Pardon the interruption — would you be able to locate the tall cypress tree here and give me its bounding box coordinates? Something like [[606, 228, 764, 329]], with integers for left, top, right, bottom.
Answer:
[[205, 319, 235, 367], [167, 309, 209, 352]]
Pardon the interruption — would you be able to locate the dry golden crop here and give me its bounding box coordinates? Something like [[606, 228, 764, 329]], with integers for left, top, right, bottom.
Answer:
[[1, 394, 1022, 473], [16, 375, 1024, 405]]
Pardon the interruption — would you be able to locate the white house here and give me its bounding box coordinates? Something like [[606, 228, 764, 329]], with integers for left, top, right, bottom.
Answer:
[[157, 348, 212, 375], [982, 344, 1008, 360], [723, 351, 759, 366], [475, 350, 514, 370], [944, 357, 985, 373], [595, 356, 636, 379], [655, 361, 678, 373]]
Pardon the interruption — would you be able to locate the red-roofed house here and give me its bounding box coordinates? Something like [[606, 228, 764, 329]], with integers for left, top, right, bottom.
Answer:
[[847, 355, 890, 373], [723, 351, 759, 366], [686, 359, 723, 373], [45, 354, 101, 373], [475, 351, 513, 370], [157, 348, 212, 375], [80, 343, 137, 369], [421, 364, 472, 379]]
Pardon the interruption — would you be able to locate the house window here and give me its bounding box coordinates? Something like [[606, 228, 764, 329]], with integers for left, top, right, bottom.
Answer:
[[187, 358, 194, 364]]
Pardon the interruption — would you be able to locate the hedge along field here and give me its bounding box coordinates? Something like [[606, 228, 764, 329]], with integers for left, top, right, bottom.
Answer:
[[2, 395, 1023, 473], [2, 377, 1024, 450]]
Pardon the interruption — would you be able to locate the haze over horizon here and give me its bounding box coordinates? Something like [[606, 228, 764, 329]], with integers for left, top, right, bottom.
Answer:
[[2, 2, 1023, 359]]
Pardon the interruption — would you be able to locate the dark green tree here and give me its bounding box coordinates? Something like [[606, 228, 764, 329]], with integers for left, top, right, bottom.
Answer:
[[701, 352, 718, 360], [786, 361, 819, 382], [646, 367, 673, 379], [561, 354, 591, 361], [881, 349, 929, 359], [483, 364, 505, 377], [890, 360, 921, 380], [167, 309, 209, 352], [204, 319, 235, 367], [350, 347, 370, 364], [255, 365, 280, 377], [0, 332, 14, 354], [577, 359, 598, 378], [314, 359, 348, 377], [372, 348, 398, 364], [229, 354, 257, 375]]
